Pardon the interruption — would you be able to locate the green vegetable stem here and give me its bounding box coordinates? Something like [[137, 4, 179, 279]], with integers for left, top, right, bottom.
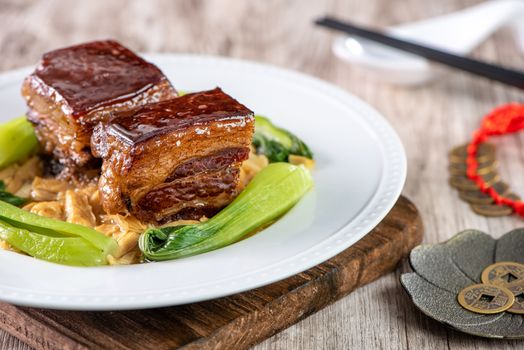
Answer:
[[0, 221, 108, 266], [253, 115, 313, 162], [0, 201, 117, 266], [0, 116, 38, 169], [139, 162, 313, 261]]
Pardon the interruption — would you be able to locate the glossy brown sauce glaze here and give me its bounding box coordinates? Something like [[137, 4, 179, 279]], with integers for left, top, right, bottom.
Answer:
[[105, 88, 253, 145], [90, 86, 254, 222], [30, 40, 170, 117]]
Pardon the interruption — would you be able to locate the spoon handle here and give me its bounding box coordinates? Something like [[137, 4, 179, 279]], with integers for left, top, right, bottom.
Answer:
[[316, 17, 524, 90]]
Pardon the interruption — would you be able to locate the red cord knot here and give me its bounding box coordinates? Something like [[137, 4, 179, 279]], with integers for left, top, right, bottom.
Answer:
[[513, 201, 524, 216], [465, 103, 524, 217]]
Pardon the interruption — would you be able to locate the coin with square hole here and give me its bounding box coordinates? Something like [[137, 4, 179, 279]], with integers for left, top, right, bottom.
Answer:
[[471, 203, 512, 217], [449, 143, 495, 163], [481, 262, 524, 287], [457, 284, 514, 314], [505, 193, 522, 201], [459, 190, 494, 205], [507, 282, 524, 314], [448, 160, 496, 176], [458, 182, 509, 205], [489, 182, 509, 195], [449, 173, 500, 191]]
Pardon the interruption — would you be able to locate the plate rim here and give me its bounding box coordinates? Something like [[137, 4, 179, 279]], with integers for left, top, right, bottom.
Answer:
[[0, 53, 406, 310]]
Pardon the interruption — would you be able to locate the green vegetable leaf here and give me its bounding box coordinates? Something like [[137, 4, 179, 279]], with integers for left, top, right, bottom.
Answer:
[[252, 133, 289, 162], [0, 220, 108, 266], [0, 192, 26, 207], [0, 181, 26, 207], [0, 116, 38, 169], [140, 162, 313, 261], [253, 115, 313, 162], [0, 200, 117, 258]]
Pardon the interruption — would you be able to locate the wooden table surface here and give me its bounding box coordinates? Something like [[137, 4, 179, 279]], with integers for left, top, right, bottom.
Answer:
[[1, 0, 524, 349]]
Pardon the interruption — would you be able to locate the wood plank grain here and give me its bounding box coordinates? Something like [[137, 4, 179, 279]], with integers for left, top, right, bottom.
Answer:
[[0, 196, 422, 350]]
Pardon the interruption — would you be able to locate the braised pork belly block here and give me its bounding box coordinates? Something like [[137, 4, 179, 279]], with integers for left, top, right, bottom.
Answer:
[[21, 40, 177, 179], [91, 88, 255, 222]]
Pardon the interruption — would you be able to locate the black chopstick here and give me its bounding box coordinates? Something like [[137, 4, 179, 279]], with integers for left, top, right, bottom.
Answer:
[[315, 16, 524, 90]]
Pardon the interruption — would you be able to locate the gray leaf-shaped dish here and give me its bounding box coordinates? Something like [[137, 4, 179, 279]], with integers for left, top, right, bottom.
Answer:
[[401, 229, 524, 339]]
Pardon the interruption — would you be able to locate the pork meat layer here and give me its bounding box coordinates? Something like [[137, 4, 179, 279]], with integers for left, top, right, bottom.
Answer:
[[91, 88, 255, 222], [21, 40, 177, 179]]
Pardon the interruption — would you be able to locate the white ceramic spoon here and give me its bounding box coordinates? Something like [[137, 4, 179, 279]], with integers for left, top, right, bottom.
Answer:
[[332, 0, 524, 86]]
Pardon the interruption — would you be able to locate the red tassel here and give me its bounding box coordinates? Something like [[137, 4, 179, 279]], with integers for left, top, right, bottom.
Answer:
[[466, 103, 524, 216]]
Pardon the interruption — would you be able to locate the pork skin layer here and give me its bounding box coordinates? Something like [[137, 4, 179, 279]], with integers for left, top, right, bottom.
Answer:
[[21, 40, 177, 179], [91, 88, 255, 222]]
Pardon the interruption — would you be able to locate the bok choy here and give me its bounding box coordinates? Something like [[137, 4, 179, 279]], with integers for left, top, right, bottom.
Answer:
[[0, 116, 38, 168], [0, 221, 108, 266], [0, 201, 117, 266], [139, 162, 313, 261], [253, 115, 313, 162], [0, 181, 26, 207]]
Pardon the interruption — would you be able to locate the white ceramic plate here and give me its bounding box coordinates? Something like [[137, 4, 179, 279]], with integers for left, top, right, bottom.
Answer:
[[0, 54, 406, 310]]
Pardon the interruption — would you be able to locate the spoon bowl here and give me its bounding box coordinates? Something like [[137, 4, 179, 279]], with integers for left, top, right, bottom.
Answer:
[[333, 0, 524, 86]]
